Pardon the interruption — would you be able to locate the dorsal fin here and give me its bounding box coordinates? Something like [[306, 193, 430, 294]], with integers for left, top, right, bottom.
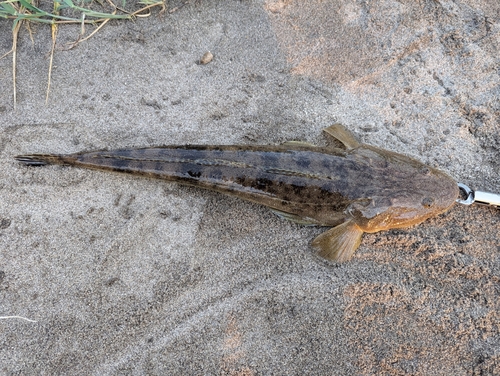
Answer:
[[323, 124, 361, 150], [281, 141, 316, 148]]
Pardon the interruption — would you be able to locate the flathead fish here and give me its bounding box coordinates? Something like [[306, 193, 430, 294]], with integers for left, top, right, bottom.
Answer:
[[15, 124, 458, 262]]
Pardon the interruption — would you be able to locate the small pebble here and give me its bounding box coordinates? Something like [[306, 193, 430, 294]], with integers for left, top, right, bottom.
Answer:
[[200, 51, 213, 65]]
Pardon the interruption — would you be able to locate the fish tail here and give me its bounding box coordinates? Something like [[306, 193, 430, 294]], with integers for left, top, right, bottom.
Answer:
[[14, 154, 76, 166]]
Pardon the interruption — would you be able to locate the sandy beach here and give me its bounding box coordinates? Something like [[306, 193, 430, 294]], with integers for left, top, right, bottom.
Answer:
[[1, 1, 499, 374]]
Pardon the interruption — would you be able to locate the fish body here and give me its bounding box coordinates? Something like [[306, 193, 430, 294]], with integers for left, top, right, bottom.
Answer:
[[15, 125, 458, 262]]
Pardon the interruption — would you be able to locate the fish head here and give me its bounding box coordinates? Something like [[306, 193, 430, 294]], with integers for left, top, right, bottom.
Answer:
[[347, 146, 459, 233]]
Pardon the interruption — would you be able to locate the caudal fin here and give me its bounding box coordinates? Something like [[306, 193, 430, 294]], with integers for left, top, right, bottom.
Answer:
[[14, 154, 73, 166]]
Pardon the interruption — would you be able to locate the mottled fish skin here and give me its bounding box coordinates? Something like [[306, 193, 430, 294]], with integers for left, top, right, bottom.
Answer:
[[15, 125, 459, 262]]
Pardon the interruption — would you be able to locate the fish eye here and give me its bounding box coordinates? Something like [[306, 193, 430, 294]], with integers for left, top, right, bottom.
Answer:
[[420, 167, 431, 175], [422, 197, 434, 207]]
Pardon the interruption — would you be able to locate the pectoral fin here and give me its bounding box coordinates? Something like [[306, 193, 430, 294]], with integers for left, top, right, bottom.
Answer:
[[312, 220, 364, 262], [323, 124, 361, 149]]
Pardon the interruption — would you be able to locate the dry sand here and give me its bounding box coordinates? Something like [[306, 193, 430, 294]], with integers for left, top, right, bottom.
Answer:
[[1, 0, 499, 374]]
